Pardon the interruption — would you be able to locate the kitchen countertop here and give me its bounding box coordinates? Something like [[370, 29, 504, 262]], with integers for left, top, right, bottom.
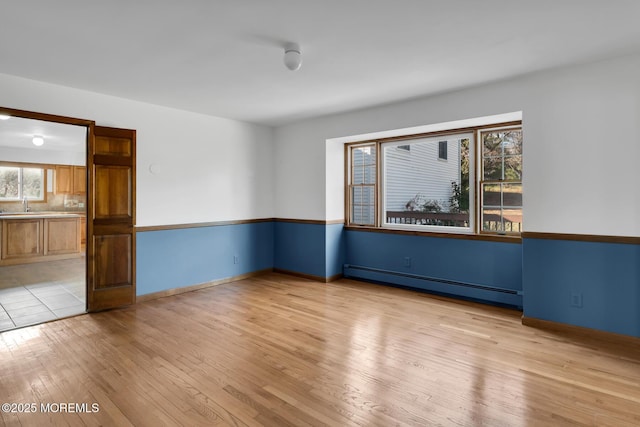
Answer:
[[0, 212, 83, 220]]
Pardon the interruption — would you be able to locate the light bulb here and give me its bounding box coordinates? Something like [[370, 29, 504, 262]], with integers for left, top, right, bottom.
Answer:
[[0, 114, 10, 120], [32, 135, 44, 146]]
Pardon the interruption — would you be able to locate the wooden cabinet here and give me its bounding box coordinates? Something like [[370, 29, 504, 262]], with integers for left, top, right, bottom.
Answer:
[[1, 218, 43, 260], [45, 217, 81, 255], [80, 216, 86, 247], [0, 215, 82, 265], [55, 165, 86, 195], [73, 166, 87, 194], [55, 165, 73, 194]]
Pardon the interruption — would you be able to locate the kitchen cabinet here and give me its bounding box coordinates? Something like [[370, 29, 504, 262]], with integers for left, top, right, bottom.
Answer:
[[55, 165, 86, 195], [80, 215, 86, 247], [73, 166, 87, 194], [0, 218, 43, 261], [0, 214, 82, 265]]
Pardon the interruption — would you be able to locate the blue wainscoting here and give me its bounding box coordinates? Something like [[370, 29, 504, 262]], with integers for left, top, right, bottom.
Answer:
[[136, 221, 274, 296], [344, 230, 523, 307], [325, 223, 346, 278], [274, 221, 346, 279], [523, 236, 640, 338]]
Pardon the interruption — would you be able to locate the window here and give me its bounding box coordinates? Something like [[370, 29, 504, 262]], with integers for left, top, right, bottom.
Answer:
[[346, 122, 522, 235], [480, 128, 522, 233], [383, 133, 472, 232], [0, 166, 45, 201], [438, 141, 448, 160], [348, 144, 376, 226]]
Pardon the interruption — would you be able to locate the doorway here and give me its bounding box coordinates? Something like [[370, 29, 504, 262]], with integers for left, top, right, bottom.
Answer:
[[0, 107, 137, 332], [0, 114, 88, 331]]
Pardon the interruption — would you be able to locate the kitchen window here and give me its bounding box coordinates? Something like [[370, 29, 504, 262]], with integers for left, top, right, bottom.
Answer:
[[0, 165, 45, 201], [346, 122, 522, 235]]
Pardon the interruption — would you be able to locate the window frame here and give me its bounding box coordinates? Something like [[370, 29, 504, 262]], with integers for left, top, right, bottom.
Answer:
[[380, 132, 475, 234], [346, 142, 378, 227], [478, 125, 523, 235], [345, 121, 522, 237], [0, 161, 49, 204]]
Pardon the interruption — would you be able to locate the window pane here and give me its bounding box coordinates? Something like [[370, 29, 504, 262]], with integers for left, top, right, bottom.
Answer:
[[483, 129, 523, 181], [503, 209, 523, 233], [351, 185, 375, 225], [482, 208, 522, 233], [504, 155, 522, 180], [483, 157, 503, 181], [383, 135, 470, 229], [352, 145, 376, 185], [22, 168, 44, 200], [482, 208, 503, 232], [0, 167, 20, 199], [482, 183, 502, 207], [502, 183, 522, 207], [438, 141, 447, 160], [502, 130, 523, 155], [481, 182, 522, 233]]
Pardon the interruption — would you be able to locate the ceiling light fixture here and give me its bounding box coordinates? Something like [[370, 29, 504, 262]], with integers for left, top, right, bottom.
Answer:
[[32, 135, 44, 146], [283, 42, 302, 71], [0, 114, 10, 120]]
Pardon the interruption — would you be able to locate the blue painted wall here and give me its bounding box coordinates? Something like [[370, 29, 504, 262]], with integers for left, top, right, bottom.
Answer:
[[273, 221, 327, 278], [136, 221, 274, 296], [344, 230, 523, 307], [135, 219, 640, 338], [523, 237, 640, 337], [325, 223, 346, 278]]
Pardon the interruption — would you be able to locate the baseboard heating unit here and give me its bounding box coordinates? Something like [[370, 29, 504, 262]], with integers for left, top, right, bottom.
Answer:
[[343, 264, 523, 308]]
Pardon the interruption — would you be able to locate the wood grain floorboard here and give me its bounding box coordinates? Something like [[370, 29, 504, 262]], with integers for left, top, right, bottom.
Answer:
[[1, 272, 639, 426]]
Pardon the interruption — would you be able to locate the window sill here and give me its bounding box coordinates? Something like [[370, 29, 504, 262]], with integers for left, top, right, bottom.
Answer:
[[344, 225, 522, 243]]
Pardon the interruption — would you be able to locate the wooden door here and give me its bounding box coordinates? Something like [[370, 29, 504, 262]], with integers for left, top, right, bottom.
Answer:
[[87, 126, 136, 311]]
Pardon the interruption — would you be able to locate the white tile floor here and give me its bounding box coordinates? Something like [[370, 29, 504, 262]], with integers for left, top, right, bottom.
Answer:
[[0, 258, 85, 332]]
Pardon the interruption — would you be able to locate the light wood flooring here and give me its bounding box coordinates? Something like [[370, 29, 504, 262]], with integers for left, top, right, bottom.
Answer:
[[1, 272, 639, 426]]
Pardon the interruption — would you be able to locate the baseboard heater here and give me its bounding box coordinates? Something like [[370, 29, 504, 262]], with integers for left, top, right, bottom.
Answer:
[[343, 264, 523, 307]]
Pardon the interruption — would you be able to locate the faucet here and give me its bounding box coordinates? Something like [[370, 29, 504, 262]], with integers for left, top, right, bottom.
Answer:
[[23, 197, 30, 212]]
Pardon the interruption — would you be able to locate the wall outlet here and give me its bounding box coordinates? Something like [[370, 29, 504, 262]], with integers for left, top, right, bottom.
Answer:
[[404, 257, 411, 267], [233, 255, 239, 264], [571, 292, 583, 308]]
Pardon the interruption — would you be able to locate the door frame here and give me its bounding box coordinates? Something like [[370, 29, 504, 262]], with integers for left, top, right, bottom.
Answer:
[[0, 106, 136, 312]]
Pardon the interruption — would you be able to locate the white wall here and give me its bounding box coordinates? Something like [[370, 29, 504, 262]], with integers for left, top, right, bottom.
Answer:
[[275, 53, 640, 237], [0, 146, 85, 166], [0, 73, 275, 226]]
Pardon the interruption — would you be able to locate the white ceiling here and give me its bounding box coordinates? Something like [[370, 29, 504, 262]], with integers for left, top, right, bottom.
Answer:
[[1, 1, 640, 126], [0, 116, 86, 152]]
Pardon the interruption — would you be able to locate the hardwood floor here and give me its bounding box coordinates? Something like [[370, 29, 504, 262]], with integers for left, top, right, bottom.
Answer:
[[1, 272, 639, 426]]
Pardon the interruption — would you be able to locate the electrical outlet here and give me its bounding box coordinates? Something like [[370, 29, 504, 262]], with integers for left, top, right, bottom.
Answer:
[[404, 257, 411, 267], [571, 292, 583, 308], [233, 255, 239, 264]]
